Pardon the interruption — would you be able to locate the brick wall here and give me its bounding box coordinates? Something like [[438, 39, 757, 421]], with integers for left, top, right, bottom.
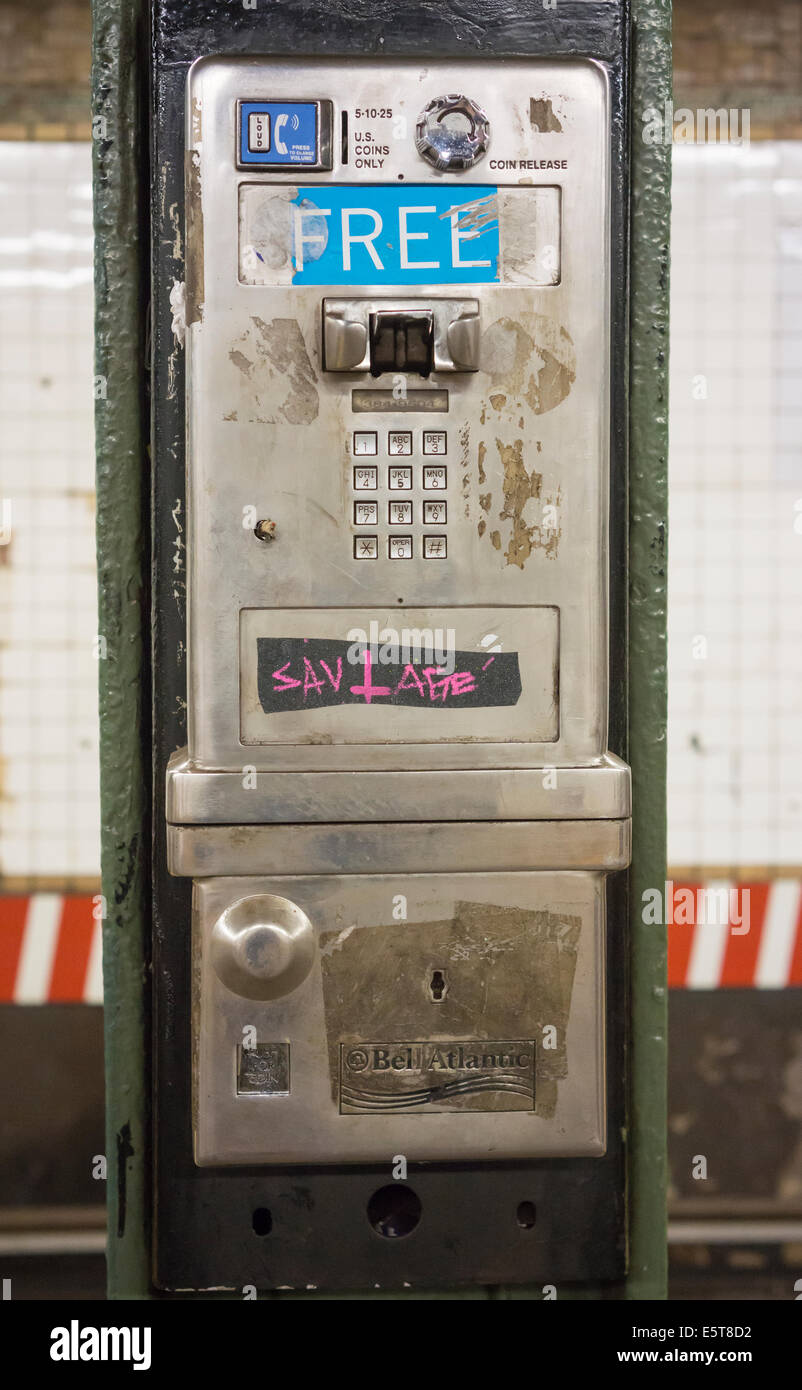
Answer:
[[675, 0, 802, 137], [0, 0, 90, 139]]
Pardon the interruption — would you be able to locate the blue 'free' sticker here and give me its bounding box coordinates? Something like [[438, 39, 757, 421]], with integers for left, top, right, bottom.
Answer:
[[286, 185, 500, 286]]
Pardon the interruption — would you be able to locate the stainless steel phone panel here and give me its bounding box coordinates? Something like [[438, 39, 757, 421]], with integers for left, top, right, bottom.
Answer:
[[184, 57, 611, 774], [193, 871, 607, 1164]]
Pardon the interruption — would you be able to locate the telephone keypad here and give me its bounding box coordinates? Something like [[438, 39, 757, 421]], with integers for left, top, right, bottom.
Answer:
[[351, 431, 450, 558]]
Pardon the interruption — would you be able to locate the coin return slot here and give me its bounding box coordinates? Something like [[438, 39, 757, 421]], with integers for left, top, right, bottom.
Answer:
[[369, 311, 433, 377]]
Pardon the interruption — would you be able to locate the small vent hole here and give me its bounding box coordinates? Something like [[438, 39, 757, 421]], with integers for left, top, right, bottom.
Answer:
[[516, 1201, 537, 1230], [429, 969, 447, 1002], [252, 1207, 273, 1236]]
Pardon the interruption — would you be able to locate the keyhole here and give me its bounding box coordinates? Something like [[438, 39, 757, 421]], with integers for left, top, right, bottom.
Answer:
[[429, 970, 446, 1002]]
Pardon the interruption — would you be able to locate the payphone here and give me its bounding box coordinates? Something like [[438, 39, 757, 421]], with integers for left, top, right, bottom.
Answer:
[[165, 55, 630, 1173]]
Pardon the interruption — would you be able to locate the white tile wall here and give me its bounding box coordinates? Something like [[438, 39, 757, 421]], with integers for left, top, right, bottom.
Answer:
[[0, 143, 99, 882], [668, 142, 802, 868]]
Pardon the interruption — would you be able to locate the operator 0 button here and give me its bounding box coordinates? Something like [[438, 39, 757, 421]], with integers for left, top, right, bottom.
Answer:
[[248, 112, 271, 153], [353, 465, 378, 490], [388, 500, 412, 525], [388, 465, 412, 490], [423, 465, 447, 489], [423, 499, 447, 524], [388, 431, 412, 456], [354, 535, 378, 559], [353, 430, 377, 456], [389, 535, 413, 559], [423, 430, 447, 455], [354, 500, 378, 525], [423, 534, 447, 559]]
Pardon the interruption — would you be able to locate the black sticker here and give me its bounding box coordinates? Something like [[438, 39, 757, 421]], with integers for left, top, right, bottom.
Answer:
[[256, 636, 522, 713]]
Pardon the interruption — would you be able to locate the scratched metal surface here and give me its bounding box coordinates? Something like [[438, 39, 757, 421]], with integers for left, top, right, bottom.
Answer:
[[144, 0, 634, 1295]]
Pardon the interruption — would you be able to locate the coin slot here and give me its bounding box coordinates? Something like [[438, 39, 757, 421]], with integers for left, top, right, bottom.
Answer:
[[367, 1185, 422, 1239]]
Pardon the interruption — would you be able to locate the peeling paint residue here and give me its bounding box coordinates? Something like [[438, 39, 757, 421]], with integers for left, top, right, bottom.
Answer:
[[481, 313, 575, 416], [529, 97, 563, 133], [170, 498, 185, 621], [184, 149, 204, 328], [494, 438, 561, 568], [228, 316, 319, 425], [169, 279, 186, 348], [168, 201, 182, 261], [438, 193, 499, 238], [459, 421, 471, 517]]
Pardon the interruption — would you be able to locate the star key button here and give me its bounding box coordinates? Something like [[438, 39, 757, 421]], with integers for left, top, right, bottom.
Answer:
[[354, 535, 378, 559]]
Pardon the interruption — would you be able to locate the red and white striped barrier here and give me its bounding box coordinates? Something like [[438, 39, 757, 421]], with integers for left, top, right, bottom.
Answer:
[[3, 882, 802, 1001], [0, 895, 102, 1003], [667, 881, 802, 988]]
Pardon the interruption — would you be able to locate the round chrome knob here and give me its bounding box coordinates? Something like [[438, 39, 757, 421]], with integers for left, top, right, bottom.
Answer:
[[415, 93, 490, 171], [210, 894, 315, 1001]]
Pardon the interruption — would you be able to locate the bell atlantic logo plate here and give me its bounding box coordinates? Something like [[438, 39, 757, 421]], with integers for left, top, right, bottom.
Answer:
[[339, 1039, 535, 1114]]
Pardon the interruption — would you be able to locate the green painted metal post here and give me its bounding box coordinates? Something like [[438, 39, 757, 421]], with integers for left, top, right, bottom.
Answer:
[[92, 0, 151, 1297], [627, 0, 671, 1300], [93, 0, 670, 1298]]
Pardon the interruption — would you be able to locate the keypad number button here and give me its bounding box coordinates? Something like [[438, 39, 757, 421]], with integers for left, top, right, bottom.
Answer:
[[389, 501, 413, 525], [353, 431, 378, 456], [423, 465, 447, 490], [388, 431, 412, 456], [423, 500, 447, 524], [423, 431, 447, 456], [354, 501, 378, 525], [353, 466, 378, 490], [388, 466, 413, 490], [389, 536, 413, 560]]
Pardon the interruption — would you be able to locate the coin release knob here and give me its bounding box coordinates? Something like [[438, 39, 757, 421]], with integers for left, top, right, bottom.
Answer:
[[210, 894, 315, 1000], [415, 93, 490, 171]]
